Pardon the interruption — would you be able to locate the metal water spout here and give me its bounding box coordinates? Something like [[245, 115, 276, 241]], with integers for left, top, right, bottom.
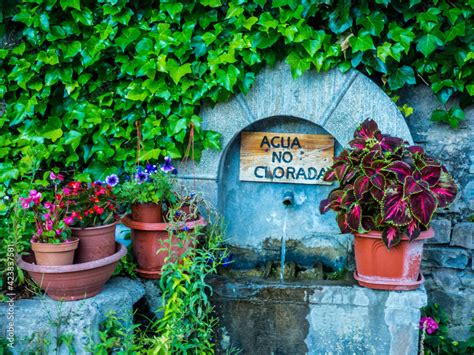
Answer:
[[282, 191, 294, 207]]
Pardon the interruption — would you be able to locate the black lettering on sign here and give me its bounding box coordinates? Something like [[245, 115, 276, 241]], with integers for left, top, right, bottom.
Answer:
[[254, 166, 266, 178], [307, 167, 317, 180], [317, 167, 326, 180], [274, 167, 285, 179], [260, 136, 270, 148], [291, 137, 302, 149], [281, 137, 290, 148], [271, 136, 281, 148], [296, 167, 307, 180], [282, 151, 293, 163], [286, 167, 296, 179], [272, 151, 282, 163]]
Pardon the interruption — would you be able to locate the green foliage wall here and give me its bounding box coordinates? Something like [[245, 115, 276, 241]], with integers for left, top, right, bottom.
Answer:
[[0, 0, 473, 201]]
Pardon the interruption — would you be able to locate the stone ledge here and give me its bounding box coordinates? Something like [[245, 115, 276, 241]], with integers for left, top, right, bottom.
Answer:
[[209, 276, 426, 355], [0, 277, 145, 354]]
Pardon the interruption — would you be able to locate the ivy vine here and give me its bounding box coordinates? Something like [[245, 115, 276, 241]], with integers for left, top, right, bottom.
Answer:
[[0, 0, 472, 193]]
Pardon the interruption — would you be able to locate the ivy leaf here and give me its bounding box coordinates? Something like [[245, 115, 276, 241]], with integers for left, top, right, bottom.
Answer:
[[60, 0, 81, 11], [136, 38, 153, 55], [388, 66, 416, 90], [41, 117, 63, 142], [115, 28, 141, 51], [416, 34, 443, 57], [349, 31, 375, 53], [387, 24, 415, 53], [286, 50, 310, 78], [358, 12, 385, 36], [167, 59, 192, 84], [64, 41, 82, 58]]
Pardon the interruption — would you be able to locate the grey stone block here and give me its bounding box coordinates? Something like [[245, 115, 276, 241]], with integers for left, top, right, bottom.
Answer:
[[426, 218, 451, 244], [0, 278, 145, 354], [210, 276, 426, 355], [451, 222, 474, 249], [464, 180, 474, 211], [422, 247, 470, 269]]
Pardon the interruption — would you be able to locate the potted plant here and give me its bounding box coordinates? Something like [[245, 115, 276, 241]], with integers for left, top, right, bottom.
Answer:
[[319, 119, 458, 290], [66, 176, 120, 263], [118, 159, 176, 223], [20, 173, 78, 266]]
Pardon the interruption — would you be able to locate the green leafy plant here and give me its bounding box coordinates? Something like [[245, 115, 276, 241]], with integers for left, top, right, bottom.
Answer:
[[420, 304, 474, 354], [117, 162, 176, 206]]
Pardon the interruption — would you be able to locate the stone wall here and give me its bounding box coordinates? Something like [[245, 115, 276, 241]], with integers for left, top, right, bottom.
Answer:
[[401, 86, 474, 340]]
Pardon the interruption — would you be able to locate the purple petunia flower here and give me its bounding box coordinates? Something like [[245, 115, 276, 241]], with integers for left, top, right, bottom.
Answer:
[[161, 156, 175, 173], [94, 180, 103, 186], [105, 174, 119, 187], [420, 316, 439, 334], [135, 170, 149, 184], [145, 163, 158, 174]]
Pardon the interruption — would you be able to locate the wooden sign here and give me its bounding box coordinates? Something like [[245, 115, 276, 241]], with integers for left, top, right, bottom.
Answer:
[[239, 131, 334, 185]]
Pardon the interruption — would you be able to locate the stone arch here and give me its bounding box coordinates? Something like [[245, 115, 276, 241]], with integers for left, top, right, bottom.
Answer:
[[177, 62, 413, 207]]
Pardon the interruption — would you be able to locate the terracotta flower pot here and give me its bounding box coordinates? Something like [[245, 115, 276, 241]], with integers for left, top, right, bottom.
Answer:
[[121, 214, 207, 279], [131, 203, 163, 223], [17, 242, 127, 301], [71, 222, 117, 263], [353, 228, 434, 290], [30, 239, 79, 266]]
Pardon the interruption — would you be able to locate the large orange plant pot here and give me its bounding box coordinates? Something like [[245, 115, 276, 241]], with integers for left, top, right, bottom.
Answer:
[[71, 222, 117, 263], [353, 228, 434, 290], [121, 214, 207, 279]]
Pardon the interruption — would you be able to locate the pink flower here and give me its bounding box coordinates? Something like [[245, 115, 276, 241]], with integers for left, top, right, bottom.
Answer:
[[43, 213, 50, 220], [64, 216, 74, 225], [21, 200, 30, 209], [55, 229, 62, 235], [45, 220, 53, 231], [37, 229, 43, 235], [63, 188, 71, 195], [420, 316, 439, 334], [49, 172, 56, 180], [57, 174, 64, 181]]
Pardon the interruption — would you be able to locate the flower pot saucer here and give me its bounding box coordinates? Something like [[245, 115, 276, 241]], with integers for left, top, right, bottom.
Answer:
[[353, 270, 424, 291], [135, 268, 162, 279]]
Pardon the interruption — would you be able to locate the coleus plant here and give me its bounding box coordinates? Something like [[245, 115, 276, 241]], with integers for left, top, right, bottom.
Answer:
[[319, 119, 458, 249]]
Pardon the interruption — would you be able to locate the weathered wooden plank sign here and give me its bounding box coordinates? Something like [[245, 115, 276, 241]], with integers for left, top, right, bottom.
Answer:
[[239, 131, 334, 185]]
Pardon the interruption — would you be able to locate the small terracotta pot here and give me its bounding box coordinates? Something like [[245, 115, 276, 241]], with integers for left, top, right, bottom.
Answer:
[[71, 222, 117, 263], [131, 203, 163, 223], [31, 239, 79, 266], [122, 214, 207, 279], [17, 242, 127, 301], [353, 228, 434, 290]]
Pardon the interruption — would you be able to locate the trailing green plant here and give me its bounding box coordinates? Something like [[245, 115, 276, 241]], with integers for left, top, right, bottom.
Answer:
[[144, 200, 228, 353], [86, 310, 140, 354], [420, 304, 474, 354]]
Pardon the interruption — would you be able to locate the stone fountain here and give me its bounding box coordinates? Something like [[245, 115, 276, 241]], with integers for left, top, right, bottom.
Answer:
[[177, 63, 426, 354]]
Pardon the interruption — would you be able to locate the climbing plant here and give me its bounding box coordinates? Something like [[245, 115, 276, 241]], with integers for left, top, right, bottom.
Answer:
[[0, 0, 473, 264]]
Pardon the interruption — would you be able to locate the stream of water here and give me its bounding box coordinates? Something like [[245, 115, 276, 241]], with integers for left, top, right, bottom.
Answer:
[[280, 208, 289, 283]]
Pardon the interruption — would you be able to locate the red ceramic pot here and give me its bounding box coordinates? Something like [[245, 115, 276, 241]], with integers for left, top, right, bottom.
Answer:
[[122, 214, 207, 279], [353, 228, 434, 290], [131, 203, 163, 223], [17, 242, 127, 301], [31, 239, 79, 266], [71, 222, 117, 263]]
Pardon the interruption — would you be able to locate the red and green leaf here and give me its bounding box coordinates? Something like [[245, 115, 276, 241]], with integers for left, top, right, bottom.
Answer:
[[370, 185, 384, 200], [406, 220, 421, 241], [380, 136, 404, 152], [382, 185, 413, 226], [382, 226, 402, 249], [431, 173, 458, 208], [319, 189, 344, 213], [370, 173, 386, 191], [403, 175, 424, 199], [385, 161, 412, 182], [354, 119, 381, 140], [409, 190, 437, 226], [354, 175, 370, 199], [346, 204, 362, 232], [336, 212, 350, 233], [323, 168, 337, 182], [334, 163, 349, 182], [420, 165, 441, 186]]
